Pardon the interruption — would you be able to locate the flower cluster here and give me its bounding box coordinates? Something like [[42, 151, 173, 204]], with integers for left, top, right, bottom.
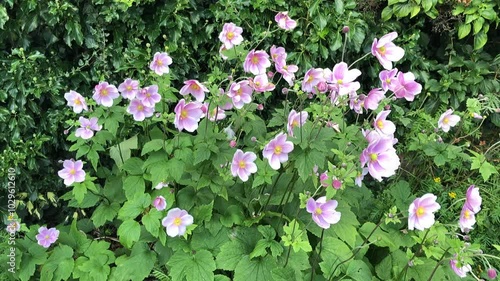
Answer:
[[459, 185, 482, 233]]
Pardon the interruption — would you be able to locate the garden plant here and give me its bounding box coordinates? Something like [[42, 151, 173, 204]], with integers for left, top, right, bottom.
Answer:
[[1, 0, 499, 280]]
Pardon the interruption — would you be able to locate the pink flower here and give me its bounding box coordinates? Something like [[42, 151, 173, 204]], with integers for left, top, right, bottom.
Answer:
[[374, 110, 396, 136], [75, 117, 102, 139], [287, 109, 308, 137], [392, 71, 422, 101], [306, 197, 341, 229], [93, 82, 119, 107], [276, 64, 299, 86], [270, 45, 287, 65], [379, 69, 398, 91], [162, 208, 194, 237], [152, 196, 167, 211], [118, 78, 140, 100], [219, 45, 229, 60], [349, 92, 364, 114], [325, 62, 362, 96], [459, 206, 476, 233], [36, 226, 59, 248], [371, 32, 405, 70], [465, 185, 481, 213], [64, 90, 88, 113], [320, 171, 329, 187], [208, 107, 226, 121], [332, 178, 342, 189], [360, 136, 400, 181], [174, 99, 203, 132], [136, 85, 161, 107], [488, 268, 497, 279], [252, 74, 275, 92], [231, 149, 258, 182], [150, 52, 172, 75], [229, 140, 237, 148], [127, 99, 155, 121], [355, 168, 369, 187], [364, 88, 385, 110], [301, 68, 325, 93], [58, 159, 86, 186], [6, 220, 20, 234], [219, 22, 244, 49], [450, 259, 471, 278], [179, 80, 209, 102], [228, 81, 253, 109], [438, 109, 461, 133], [275, 12, 297, 30], [408, 193, 441, 231], [244, 50, 271, 75], [262, 132, 294, 170], [154, 182, 169, 190]]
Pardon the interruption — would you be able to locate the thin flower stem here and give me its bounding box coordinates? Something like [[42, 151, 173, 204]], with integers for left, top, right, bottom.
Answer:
[[348, 52, 371, 69], [310, 229, 325, 281], [426, 247, 451, 281], [396, 228, 431, 280]]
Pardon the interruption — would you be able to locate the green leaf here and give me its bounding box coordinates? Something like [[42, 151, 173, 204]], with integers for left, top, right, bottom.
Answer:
[[118, 219, 141, 249], [91, 202, 120, 228], [142, 209, 163, 237], [118, 193, 150, 220], [421, 0, 433, 12], [40, 245, 74, 281], [458, 23, 471, 39], [473, 17, 484, 35], [0, 5, 8, 29], [346, 260, 372, 280], [216, 240, 247, 270], [123, 175, 145, 200], [234, 256, 276, 281], [282, 219, 312, 253], [141, 139, 165, 155], [294, 149, 324, 182], [112, 242, 157, 281], [381, 6, 393, 21], [121, 157, 144, 175], [334, 0, 344, 14], [480, 8, 496, 20], [319, 237, 352, 278], [73, 183, 87, 204], [110, 135, 138, 167], [168, 250, 216, 281], [474, 31, 487, 50]]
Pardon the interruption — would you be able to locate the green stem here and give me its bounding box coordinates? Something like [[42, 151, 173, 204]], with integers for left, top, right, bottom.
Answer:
[[426, 247, 451, 281]]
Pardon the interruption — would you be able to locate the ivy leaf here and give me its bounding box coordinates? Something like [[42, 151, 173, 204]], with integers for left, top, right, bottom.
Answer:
[[168, 250, 216, 281], [40, 245, 74, 281], [117, 219, 141, 249]]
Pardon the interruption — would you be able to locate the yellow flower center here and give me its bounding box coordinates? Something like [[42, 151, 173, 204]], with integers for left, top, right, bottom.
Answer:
[[255, 81, 261, 87], [292, 120, 299, 127], [443, 117, 449, 124], [101, 89, 108, 96], [180, 109, 188, 119], [137, 105, 144, 111], [385, 78, 391, 84], [274, 145, 282, 155], [307, 75, 313, 83], [416, 206, 425, 217], [464, 209, 471, 219], [192, 84, 200, 90], [45, 234, 50, 240], [239, 160, 246, 169], [237, 88, 243, 96], [146, 93, 151, 97], [377, 120, 384, 129], [337, 79, 343, 85], [283, 65, 288, 70], [227, 32, 234, 40], [378, 46, 386, 54], [69, 169, 76, 175], [156, 60, 163, 66], [251, 56, 259, 64], [370, 153, 378, 162], [315, 208, 322, 215], [173, 217, 182, 226], [74, 99, 81, 105], [126, 86, 132, 91]]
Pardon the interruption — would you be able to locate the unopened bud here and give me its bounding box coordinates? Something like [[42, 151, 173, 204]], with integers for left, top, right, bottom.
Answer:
[[267, 71, 274, 78], [257, 104, 264, 111], [332, 179, 342, 189], [342, 26, 350, 33], [251, 136, 257, 142], [487, 268, 497, 279], [384, 105, 391, 110], [63, 130, 69, 135], [282, 88, 289, 95], [229, 140, 237, 147], [317, 81, 327, 93]]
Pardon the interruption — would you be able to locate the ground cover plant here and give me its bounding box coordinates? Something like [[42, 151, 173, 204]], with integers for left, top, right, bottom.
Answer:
[[1, 0, 499, 280]]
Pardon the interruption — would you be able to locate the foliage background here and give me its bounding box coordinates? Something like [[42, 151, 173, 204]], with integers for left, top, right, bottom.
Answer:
[[0, 0, 499, 280]]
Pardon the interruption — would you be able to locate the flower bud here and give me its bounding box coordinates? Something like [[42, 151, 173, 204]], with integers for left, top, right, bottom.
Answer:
[[384, 105, 391, 110], [320, 172, 328, 187], [342, 26, 350, 33], [257, 104, 264, 111], [487, 268, 497, 279], [332, 179, 342, 189], [229, 140, 237, 147], [63, 129, 69, 135], [251, 136, 257, 142], [317, 81, 328, 93], [282, 88, 289, 95], [267, 71, 274, 78]]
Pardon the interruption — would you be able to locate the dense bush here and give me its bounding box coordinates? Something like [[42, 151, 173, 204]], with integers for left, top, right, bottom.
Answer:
[[1, 0, 499, 280]]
